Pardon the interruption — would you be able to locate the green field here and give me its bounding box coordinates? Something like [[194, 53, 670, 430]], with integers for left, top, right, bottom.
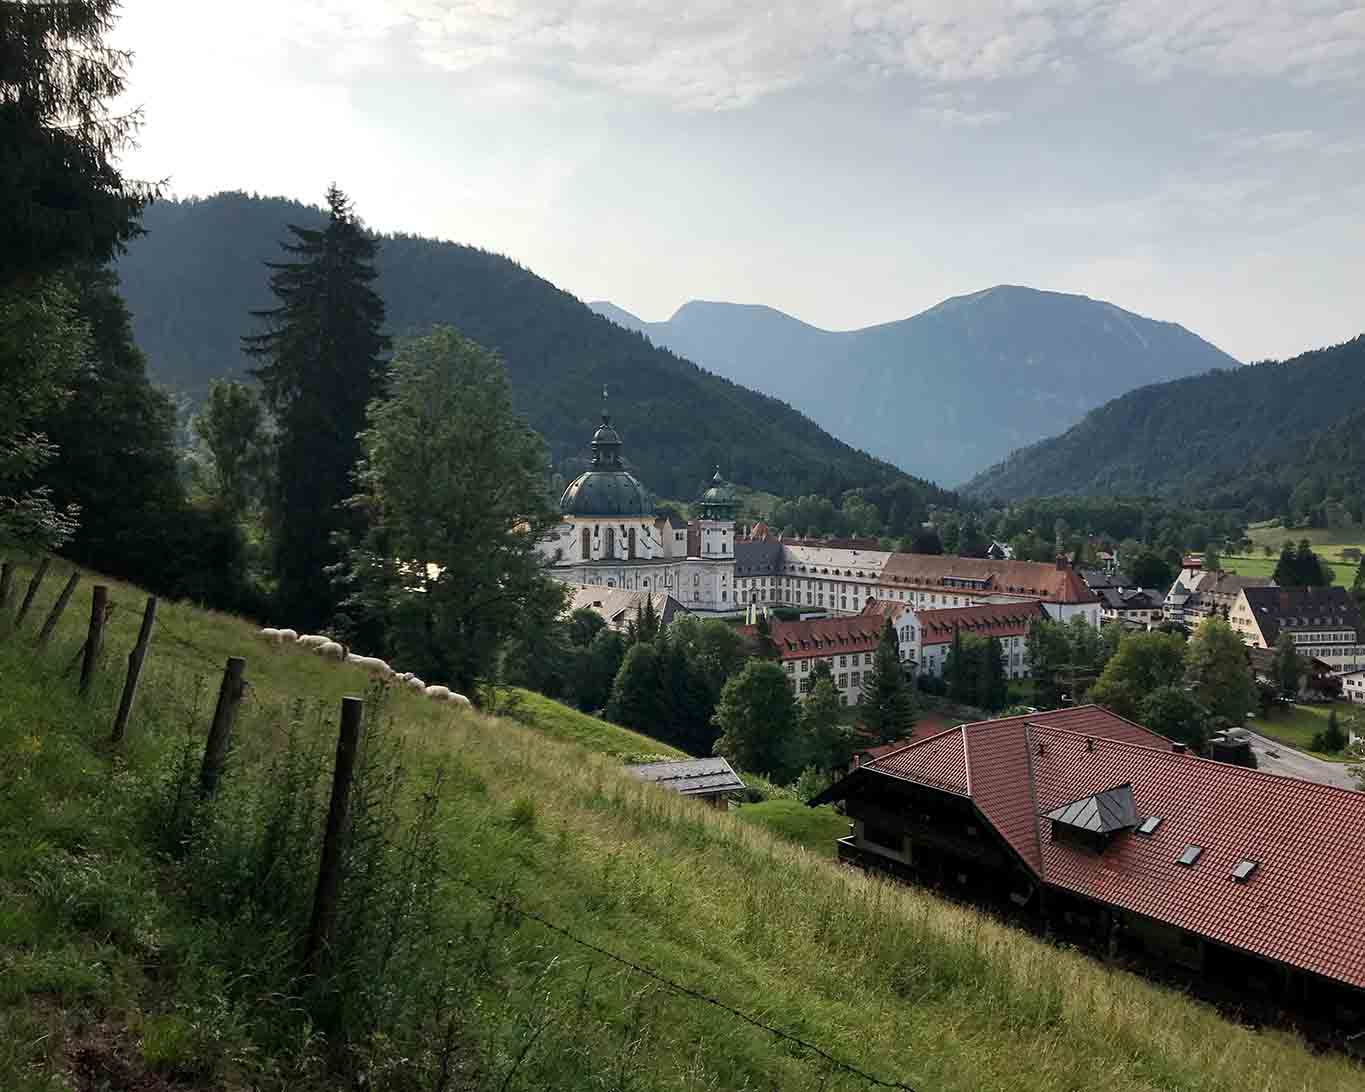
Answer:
[[1251, 703, 1362, 762], [1222, 554, 1359, 585], [1243, 522, 1365, 567], [2, 556, 1362, 1090], [734, 798, 849, 858]]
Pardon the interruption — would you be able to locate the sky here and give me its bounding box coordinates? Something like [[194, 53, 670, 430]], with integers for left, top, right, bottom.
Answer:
[[113, 1, 1365, 363]]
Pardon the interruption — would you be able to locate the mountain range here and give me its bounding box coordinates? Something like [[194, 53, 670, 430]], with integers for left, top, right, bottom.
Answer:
[[589, 289, 1238, 486], [113, 193, 945, 510], [964, 335, 1365, 521]]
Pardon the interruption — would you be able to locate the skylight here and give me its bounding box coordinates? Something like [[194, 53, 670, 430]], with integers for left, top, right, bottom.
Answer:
[[1177, 845, 1203, 866], [1137, 815, 1162, 836], [1232, 859, 1259, 883]]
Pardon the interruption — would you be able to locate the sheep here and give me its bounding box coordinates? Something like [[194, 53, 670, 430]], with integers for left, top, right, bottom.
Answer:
[[296, 634, 329, 650], [258, 627, 284, 644], [405, 677, 426, 692], [346, 653, 394, 679], [318, 640, 346, 661], [424, 684, 452, 701], [277, 628, 299, 643], [450, 692, 472, 707]]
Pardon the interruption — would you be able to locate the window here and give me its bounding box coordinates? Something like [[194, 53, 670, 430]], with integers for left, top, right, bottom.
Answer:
[[851, 671, 861, 686], [580, 527, 591, 558], [1177, 845, 1203, 866], [839, 655, 847, 667], [1136, 815, 1162, 836], [1232, 859, 1258, 882], [864, 653, 873, 666], [838, 674, 848, 688], [605, 527, 615, 556], [628, 527, 637, 559]]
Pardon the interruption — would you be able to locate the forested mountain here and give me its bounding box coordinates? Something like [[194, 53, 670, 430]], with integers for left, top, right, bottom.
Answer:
[[965, 336, 1365, 522], [115, 193, 948, 507], [589, 288, 1236, 486]]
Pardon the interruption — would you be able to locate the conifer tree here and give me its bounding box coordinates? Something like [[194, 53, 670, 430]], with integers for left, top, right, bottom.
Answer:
[[984, 636, 1009, 711], [752, 610, 780, 660], [245, 185, 389, 627], [859, 619, 916, 743], [945, 627, 967, 701], [1273, 632, 1301, 701], [802, 670, 856, 773], [712, 660, 800, 780]]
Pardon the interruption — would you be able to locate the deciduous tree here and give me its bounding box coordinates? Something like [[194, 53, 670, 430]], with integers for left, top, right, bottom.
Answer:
[[713, 660, 801, 781], [1184, 618, 1257, 727], [1089, 630, 1187, 721], [1137, 685, 1208, 749]]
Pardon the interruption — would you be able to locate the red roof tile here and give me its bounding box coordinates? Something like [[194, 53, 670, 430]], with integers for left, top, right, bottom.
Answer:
[[1031, 726, 1365, 990], [916, 601, 1048, 646], [881, 554, 1099, 604], [867, 728, 970, 796], [737, 615, 884, 662]]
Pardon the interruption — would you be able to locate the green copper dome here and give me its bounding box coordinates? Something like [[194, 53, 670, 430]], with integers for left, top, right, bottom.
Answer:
[[560, 406, 653, 517], [698, 467, 737, 519]]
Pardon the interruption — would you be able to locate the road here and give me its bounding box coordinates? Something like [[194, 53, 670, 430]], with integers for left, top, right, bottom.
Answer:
[[1238, 729, 1359, 791]]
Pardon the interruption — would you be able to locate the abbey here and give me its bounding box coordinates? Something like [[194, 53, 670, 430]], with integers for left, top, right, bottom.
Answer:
[[539, 410, 739, 612]]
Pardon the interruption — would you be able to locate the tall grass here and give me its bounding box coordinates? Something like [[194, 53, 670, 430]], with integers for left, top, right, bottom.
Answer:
[[1, 555, 1363, 1090]]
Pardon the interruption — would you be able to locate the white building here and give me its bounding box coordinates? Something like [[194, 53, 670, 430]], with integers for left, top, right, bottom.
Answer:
[[539, 411, 737, 613]]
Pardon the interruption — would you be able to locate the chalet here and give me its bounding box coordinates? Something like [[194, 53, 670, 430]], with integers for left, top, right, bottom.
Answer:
[[810, 706, 1365, 1028], [1182, 572, 1274, 627], [737, 614, 884, 705], [1339, 669, 1365, 706], [1094, 586, 1165, 630], [627, 757, 744, 807], [1231, 586, 1365, 674]]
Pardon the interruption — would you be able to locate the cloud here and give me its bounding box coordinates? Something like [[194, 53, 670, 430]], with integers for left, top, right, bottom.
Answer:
[[380, 1, 1365, 110]]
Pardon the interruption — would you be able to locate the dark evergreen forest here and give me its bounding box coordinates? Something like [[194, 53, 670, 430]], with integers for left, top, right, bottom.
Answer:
[[115, 192, 952, 509], [966, 335, 1365, 523]]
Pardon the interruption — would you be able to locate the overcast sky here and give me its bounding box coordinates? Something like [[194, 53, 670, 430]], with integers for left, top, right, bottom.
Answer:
[[114, 1, 1364, 362]]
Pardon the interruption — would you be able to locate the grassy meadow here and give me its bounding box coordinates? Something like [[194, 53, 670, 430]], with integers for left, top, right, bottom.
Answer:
[[2, 555, 1363, 1090], [1244, 522, 1365, 565], [1221, 554, 1359, 586], [1251, 702, 1363, 761]]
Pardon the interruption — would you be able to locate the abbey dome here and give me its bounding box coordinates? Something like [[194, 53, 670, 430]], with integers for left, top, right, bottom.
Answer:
[[559, 410, 653, 517]]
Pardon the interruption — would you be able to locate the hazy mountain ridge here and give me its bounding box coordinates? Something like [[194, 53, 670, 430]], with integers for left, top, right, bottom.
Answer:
[[114, 192, 949, 508], [589, 287, 1238, 486], [963, 335, 1365, 515]]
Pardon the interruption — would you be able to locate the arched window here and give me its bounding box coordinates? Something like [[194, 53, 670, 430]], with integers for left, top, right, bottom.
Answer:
[[580, 527, 591, 559], [628, 527, 637, 559], [605, 527, 615, 557]]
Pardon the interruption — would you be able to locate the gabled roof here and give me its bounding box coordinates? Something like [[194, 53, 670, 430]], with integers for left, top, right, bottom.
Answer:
[[738, 615, 884, 660], [734, 538, 784, 575], [813, 705, 1365, 992], [564, 584, 682, 632], [1241, 585, 1363, 644], [914, 601, 1048, 646], [1096, 587, 1164, 611], [881, 553, 1099, 604], [627, 757, 744, 797]]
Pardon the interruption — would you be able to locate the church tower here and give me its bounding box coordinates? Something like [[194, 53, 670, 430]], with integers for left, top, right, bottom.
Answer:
[[696, 467, 737, 559]]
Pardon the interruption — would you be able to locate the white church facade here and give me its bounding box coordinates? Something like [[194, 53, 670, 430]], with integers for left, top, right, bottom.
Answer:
[[538, 410, 739, 613]]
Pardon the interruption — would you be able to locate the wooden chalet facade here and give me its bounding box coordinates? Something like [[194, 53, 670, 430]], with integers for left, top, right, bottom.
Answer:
[[811, 706, 1365, 1035]]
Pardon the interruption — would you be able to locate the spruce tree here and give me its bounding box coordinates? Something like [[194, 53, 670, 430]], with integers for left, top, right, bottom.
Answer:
[[245, 185, 389, 627], [945, 627, 967, 701], [984, 636, 1009, 711], [859, 619, 916, 743]]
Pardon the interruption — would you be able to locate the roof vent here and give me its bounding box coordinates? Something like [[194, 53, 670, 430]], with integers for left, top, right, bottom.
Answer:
[[1172, 742, 1187, 754], [1136, 815, 1162, 836], [1232, 859, 1258, 883], [1177, 844, 1203, 866]]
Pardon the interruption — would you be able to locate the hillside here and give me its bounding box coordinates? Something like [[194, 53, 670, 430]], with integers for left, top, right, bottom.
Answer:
[[965, 335, 1365, 515], [2, 556, 1360, 1090], [113, 193, 945, 506], [589, 287, 1236, 485]]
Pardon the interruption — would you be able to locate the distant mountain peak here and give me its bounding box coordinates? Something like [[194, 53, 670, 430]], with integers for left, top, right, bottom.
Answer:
[[592, 287, 1236, 485]]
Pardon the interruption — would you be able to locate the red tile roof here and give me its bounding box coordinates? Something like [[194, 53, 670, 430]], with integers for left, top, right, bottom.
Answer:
[[881, 554, 1099, 604], [1032, 726, 1365, 991], [915, 601, 1048, 647], [850, 705, 1365, 990], [737, 615, 884, 662]]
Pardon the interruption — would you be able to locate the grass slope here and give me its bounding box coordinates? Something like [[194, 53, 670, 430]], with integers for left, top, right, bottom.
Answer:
[[1222, 554, 1359, 586], [2, 556, 1362, 1090], [1251, 703, 1362, 762]]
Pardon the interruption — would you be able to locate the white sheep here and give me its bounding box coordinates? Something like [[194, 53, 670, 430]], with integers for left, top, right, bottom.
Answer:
[[296, 634, 329, 650], [277, 628, 299, 643], [424, 684, 453, 701], [405, 677, 426, 693], [450, 692, 472, 707], [346, 653, 394, 679], [318, 641, 346, 661], [258, 627, 284, 644]]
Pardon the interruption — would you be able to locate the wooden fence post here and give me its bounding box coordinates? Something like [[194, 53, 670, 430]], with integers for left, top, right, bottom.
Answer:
[[36, 570, 80, 647], [78, 586, 109, 696], [12, 556, 50, 631], [111, 595, 158, 743], [305, 695, 365, 978], [0, 561, 14, 612], [199, 656, 247, 797]]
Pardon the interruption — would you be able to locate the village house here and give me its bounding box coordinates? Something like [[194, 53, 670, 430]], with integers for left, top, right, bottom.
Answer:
[[809, 706, 1365, 1030], [737, 614, 884, 705], [1338, 668, 1365, 706], [1094, 586, 1165, 630], [1246, 646, 1341, 701], [1230, 586, 1365, 673]]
